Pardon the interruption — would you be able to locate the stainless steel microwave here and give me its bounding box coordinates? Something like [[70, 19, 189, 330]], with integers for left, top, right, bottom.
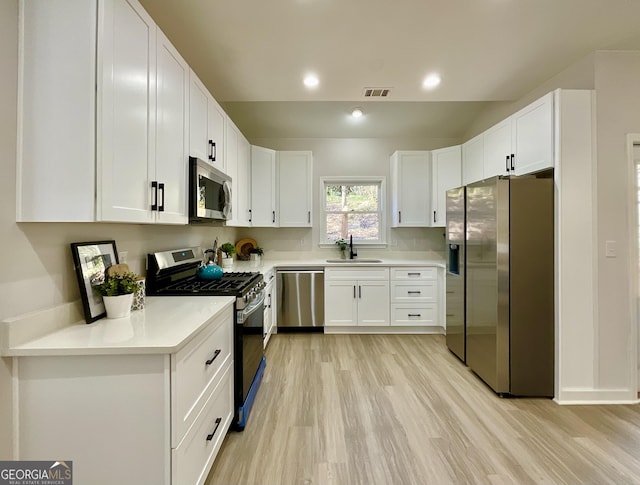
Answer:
[[189, 157, 232, 223]]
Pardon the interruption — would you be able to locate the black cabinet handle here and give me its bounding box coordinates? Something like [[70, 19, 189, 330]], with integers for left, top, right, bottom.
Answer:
[[272, 211, 275, 223], [151, 181, 158, 210], [408, 313, 422, 317], [505, 155, 510, 172], [206, 417, 222, 441], [398, 211, 402, 223], [205, 349, 221, 366], [208, 140, 214, 161], [249, 209, 252, 223], [308, 211, 311, 224], [510, 153, 515, 171], [353, 286, 356, 299], [408, 272, 421, 276], [158, 183, 165, 212], [433, 210, 436, 223], [407, 290, 421, 294], [358, 286, 362, 299]]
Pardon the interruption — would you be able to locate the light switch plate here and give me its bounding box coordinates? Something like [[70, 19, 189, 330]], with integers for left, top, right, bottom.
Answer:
[[605, 240, 616, 258]]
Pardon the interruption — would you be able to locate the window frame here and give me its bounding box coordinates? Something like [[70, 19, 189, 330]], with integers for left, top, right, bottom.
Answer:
[[318, 176, 387, 247]]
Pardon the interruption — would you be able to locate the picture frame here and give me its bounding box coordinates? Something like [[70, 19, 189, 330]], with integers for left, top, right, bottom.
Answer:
[[70, 240, 119, 323]]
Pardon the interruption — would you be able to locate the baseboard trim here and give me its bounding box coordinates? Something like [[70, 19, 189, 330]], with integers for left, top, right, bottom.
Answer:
[[324, 326, 445, 335], [554, 388, 640, 405]]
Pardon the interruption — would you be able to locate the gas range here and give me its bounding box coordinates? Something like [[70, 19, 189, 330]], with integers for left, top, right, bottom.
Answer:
[[146, 247, 264, 308], [146, 246, 267, 431]]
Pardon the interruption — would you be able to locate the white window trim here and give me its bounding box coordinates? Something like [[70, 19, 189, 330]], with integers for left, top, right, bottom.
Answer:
[[318, 176, 387, 247]]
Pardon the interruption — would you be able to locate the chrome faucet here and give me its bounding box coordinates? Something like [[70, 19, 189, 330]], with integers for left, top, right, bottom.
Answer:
[[349, 234, 358, 259]]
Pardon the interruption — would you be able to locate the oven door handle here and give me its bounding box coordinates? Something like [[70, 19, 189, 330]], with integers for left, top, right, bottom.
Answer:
[[239, 292, 266, 323]]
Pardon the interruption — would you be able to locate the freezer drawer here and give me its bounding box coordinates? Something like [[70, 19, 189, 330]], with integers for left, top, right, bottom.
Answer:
[[277, 269, 324, 327]]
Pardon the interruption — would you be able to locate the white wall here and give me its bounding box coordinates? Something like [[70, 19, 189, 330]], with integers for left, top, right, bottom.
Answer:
[[245, 137, 459, 260]]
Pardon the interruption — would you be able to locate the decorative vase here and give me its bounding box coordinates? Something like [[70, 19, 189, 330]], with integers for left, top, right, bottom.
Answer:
[[250, 253, 261, 263], [222, 257, 233, 268], [103, 293, 134, 319]]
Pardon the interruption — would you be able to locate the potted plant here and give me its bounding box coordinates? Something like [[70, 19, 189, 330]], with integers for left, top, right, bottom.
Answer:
[[93, 271, 139, 319], [249, 246, 264, 263], [220, 242, 236, 268], [335, 238, 348, 259]]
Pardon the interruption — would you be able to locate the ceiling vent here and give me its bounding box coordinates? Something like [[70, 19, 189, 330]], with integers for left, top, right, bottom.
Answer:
[[363, 87, 391, 98]]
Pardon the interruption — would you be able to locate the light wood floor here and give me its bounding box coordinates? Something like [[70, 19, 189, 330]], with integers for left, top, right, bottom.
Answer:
[[205, 333, 640, 485]]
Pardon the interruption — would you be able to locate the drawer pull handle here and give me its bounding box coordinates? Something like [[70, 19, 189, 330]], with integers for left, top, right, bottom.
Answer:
[[408, 313, 422, 317], [407, 272, 421, 276], [206, 349, 222, 366], [206, 417, 222, 441], [407, 291, 422, 295]]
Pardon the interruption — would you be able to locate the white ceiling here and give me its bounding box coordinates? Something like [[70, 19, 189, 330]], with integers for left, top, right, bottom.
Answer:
[[139, 0, 640, 139]]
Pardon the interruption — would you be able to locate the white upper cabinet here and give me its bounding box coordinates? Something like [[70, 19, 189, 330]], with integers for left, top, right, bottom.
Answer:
[[236, 135, 252, 227], [189, 71, 226, 173], [250, 145, 277, 227], [483, 118, 512, 179], [431, 145, 461, 227], [223, 118, 239, 225], [462, 134, 484, 186], [390, 151, 432, 227], [277, 151, 313, 227], [154, 29, 189, 224], [511, 92, 554, 175], [18, 0, 188, 224]]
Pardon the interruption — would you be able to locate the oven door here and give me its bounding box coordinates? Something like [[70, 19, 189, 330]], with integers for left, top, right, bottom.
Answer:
[[237, 290, 265, 404]]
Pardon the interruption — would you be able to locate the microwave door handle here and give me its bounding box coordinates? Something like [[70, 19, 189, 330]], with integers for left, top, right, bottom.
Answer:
[[223, 180, 232, 218]]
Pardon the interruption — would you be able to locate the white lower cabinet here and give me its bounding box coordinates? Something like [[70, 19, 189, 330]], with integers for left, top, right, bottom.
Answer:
[[324, 268, 390, 327], [390, 267, 443, 331], [15, 306, 234, 485]]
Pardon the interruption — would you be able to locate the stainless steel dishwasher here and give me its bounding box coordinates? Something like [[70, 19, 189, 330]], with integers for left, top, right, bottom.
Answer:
[[277, 268, 324, 331]]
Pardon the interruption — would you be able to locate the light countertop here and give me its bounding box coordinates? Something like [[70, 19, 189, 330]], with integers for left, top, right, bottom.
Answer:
[[4, 296, 235, 357]]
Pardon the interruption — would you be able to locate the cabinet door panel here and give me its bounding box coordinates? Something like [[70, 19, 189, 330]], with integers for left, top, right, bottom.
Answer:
[[208, 99, 226, 173], [189, 73, 209, 161], [155, 30, 188, 224], [391, 151, 431, 227], [325, 281, 358, 326], [431, 145, 461, 227], [483, 118, 511, 179], [278, 151, 312, 227], [98, 0, 156, 223], [513, 92, 554, 175], [250, 146, 277, 227], [358, 281, 390, 326], [462, 134, 484, 186]]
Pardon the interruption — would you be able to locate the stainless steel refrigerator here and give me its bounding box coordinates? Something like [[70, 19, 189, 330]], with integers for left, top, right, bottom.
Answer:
[[446, 175, 554, 397], [445, 186, 466, 363]]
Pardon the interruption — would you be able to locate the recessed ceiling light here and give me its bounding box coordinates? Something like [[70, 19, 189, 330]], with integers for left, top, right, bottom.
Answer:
[[422, 73, 441, 89], [351, 108, 363, 118], [303, 74, 319, 89]]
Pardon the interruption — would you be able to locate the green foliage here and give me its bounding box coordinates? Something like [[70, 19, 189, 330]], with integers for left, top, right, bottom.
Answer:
[[335, 238, 348, 251], [93, 272, 139, 296], [249, 246, 264, 255], [220, 242, 236, 257]]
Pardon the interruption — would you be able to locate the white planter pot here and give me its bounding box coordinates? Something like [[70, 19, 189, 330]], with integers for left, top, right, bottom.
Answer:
[[102, 293, 134, 319], [222, 257, 233, 268]]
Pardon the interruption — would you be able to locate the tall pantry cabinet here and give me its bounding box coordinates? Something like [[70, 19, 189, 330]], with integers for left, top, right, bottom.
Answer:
[[17, 0, 189, 224]]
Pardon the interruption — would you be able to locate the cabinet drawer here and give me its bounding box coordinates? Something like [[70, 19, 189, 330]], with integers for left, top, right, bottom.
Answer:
[[391, 304, 438, 326], [172, 307, 233, 446], [172, 364, 233, 485], [391, 282, 437, 303], [325, 267, 389, 281], [390, 267, 437, 281]]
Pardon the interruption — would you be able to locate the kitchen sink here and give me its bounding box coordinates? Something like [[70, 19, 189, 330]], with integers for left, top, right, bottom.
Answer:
[[325, 259, 383, 263]]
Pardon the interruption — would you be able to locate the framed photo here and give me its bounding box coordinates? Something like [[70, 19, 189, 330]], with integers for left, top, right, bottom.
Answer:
[[70, 241, 119, 323]]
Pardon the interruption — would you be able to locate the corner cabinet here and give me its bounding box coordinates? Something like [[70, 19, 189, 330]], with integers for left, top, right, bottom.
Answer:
[[277, 151, 313, 227], [390, 151, 432, 227], [250, 147, 313, 227], [18, 0, 188, 224], [15, 305, 234, 485], [462, 134, 484, 185], [431, 145, 461, 227], [226, 123, 251, 227], [250, 145, 277, 227]]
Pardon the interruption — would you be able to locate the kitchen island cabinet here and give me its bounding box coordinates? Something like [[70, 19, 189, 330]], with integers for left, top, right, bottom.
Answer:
[[7, 296, 235, 485]]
